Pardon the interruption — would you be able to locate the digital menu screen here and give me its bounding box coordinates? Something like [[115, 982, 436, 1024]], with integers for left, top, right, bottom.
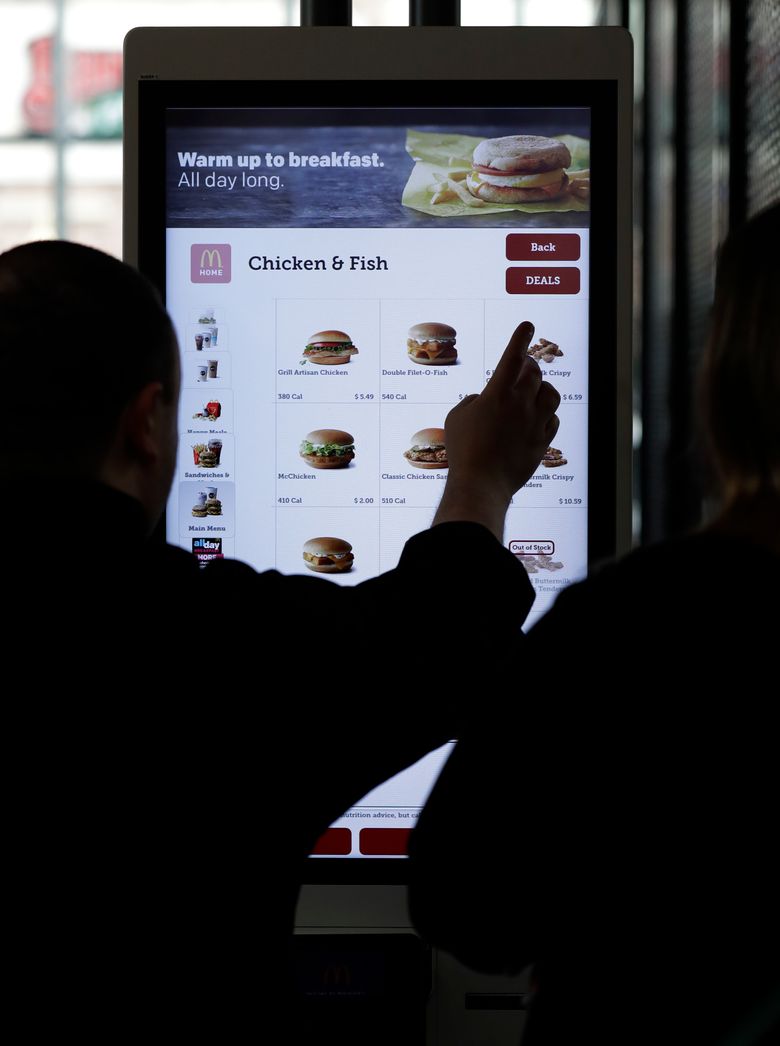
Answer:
[[163, 104, 592, 857]]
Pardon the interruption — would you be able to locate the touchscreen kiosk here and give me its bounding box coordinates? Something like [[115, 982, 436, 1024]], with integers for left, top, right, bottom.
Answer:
[[124, 26, 632, 870]]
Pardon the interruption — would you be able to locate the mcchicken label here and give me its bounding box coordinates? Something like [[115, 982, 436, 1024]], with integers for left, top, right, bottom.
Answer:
[[191, 243, 231, 283]]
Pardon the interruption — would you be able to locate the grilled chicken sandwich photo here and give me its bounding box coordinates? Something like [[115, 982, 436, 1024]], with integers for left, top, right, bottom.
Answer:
[[303, 330, 359, 366]]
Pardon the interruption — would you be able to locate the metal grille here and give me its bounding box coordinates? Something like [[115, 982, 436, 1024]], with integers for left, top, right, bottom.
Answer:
[[746, 0, 780, 215]]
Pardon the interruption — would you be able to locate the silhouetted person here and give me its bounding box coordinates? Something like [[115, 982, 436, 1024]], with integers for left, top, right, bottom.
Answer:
[[2, 240, 560, 1036], [408, 204, 780, 1046]]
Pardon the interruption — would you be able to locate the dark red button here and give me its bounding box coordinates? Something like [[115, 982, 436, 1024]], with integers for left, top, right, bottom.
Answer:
[[506, 268, 580, 294], [506, 233, 580, 261], [358, 828, 411, 856], [311, 828, 351, 855]]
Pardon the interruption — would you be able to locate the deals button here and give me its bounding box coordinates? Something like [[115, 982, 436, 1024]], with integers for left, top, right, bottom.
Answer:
[[506, 233, 581, 261], [506, 267, 581, 294]]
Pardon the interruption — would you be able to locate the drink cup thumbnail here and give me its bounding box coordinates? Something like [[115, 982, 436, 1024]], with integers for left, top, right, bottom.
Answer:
[[210, 326, 219, 346], [207, 439, 223, 464], [194, 334, 203, 350], [197, 364, 208, 382], [208, 359, 219, 379], [203, 333, 211, 348], [206, 485, 218, 501], [195, 491, 207, 507]]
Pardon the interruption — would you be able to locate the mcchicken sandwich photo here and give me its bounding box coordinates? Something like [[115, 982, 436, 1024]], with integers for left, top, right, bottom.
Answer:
[[303, 329, 359, 366], [466, 134, 572, 203], [299, 428, 355, 469], [407, 321, 457, 365], [303, 536, 354, 573], [404, 427, 448, 469]]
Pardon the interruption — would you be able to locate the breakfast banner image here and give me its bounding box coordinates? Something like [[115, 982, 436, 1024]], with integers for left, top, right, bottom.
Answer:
[[167, 107, 590, 230]]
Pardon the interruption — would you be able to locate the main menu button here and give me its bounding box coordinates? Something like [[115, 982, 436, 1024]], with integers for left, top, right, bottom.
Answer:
[[506, 268, 581, 294], [506, 233, 581, 261]]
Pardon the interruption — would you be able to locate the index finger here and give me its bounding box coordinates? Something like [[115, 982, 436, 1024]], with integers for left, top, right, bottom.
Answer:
[[488, 321, 537, 393]]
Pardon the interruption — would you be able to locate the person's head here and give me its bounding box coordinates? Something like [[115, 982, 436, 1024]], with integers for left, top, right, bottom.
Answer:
[[699, 204, 780, 504], [0, 240, 179, 527]]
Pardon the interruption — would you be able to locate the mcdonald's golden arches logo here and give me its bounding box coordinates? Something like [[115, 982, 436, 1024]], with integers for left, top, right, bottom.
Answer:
[[191, 243, 231, 283]]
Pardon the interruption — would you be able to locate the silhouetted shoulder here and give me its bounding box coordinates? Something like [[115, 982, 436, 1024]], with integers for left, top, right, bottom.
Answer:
[[530, 530, 779, 650]]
